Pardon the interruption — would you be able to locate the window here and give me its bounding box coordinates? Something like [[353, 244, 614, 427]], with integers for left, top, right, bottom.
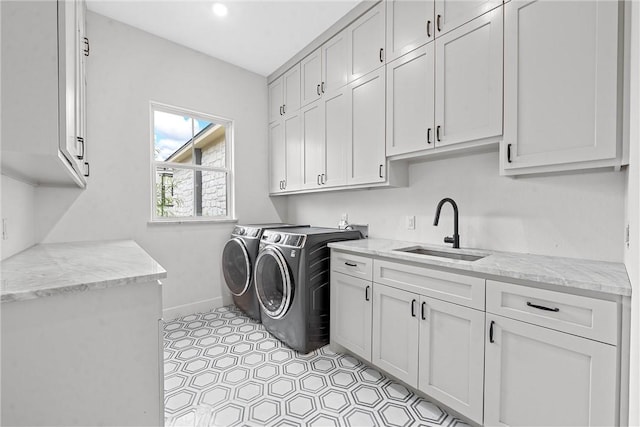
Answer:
[[151, 103, 233, 221]]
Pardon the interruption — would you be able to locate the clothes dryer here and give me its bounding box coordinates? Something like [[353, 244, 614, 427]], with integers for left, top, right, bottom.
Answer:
[[254, 227, 362, 352]]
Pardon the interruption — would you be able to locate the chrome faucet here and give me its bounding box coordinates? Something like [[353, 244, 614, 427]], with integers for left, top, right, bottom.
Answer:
[[433, 198, 460, 249]]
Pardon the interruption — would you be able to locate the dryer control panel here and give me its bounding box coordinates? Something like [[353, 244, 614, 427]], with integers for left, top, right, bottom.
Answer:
[[262, 231, 305, 248]]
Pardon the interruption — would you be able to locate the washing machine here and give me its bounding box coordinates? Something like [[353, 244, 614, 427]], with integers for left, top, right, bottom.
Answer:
[[254, 226, 362, 353], [221, 223, 307, 321]]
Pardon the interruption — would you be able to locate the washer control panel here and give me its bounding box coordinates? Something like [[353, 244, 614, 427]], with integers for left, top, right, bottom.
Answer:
[[232, 226, 261, 238]]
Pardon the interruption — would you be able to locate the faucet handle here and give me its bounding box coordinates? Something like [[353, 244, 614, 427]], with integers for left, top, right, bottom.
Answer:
[[444, 236, 454, 244]]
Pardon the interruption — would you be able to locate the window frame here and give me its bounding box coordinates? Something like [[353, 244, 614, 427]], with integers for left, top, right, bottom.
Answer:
[[149, 102, 235, 223]]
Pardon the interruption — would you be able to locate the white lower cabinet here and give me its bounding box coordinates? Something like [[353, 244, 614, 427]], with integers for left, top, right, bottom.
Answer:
[[371, 281, 485, 424], [330, 271, 372, 362], [484, 314, 617, 427], [329, 250, 621, 426], [418, 297, 485, 424], [372, 283, 420, 386]]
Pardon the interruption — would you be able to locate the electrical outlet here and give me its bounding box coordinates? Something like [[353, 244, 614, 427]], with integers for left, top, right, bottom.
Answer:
[[406, 215, 415, 230]]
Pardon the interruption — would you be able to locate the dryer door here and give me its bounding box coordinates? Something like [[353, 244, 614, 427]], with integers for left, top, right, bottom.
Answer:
[[255, 245, 293, 319], [222, 238, 251, 296]]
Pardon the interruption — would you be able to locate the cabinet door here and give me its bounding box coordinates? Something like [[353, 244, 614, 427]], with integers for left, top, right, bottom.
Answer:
[[59, 0, 79, 164], [268, 121, 285, 193], [301, 100, 324, 189], [322, 30, 348, 94], [434, 0, 502, 36], [75, 0, 87, 169], [418, 297, 485, 424], [323, 87, 349, 187], [348, 68, 386, 185], [372, 283, 419, 387], [435, 6, 502, 148], [386, 0, 434, 62], [283, 64, 301, 115], [386, 44, 435, 157], [330, 272, 372, 362], [268, 77, 284, 124], [484, 314, 617, 427], [283, 113, 302, 191], [347, 2, 385, 82], [301, 48, 322, 107], [502, 0, 619, 173], [269, 77, 284, 123]]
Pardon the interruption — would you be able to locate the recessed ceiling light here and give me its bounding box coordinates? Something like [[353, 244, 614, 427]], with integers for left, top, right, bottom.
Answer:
[[212, 3, 228, 17]]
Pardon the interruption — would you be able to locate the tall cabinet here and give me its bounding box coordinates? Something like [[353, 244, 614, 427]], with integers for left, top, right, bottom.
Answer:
[[1, 0, 90, 187]]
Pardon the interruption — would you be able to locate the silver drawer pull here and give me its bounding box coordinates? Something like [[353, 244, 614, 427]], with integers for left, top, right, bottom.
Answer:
[[526, 301, 559, 312], [344, 262, 357, 267]]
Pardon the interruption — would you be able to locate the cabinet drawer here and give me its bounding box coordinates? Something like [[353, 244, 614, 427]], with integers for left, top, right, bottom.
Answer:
[[331, 251, 373, 281], [486, 280, 618, 345], [373, 260, 485, 310]]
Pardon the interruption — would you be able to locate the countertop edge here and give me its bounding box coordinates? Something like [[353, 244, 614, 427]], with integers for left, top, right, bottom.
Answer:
[[328, 241, 632, 298], [1, 271, 167, 303]]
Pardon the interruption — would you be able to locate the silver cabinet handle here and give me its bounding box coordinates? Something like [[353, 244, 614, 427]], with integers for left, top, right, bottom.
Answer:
[[378, 164, 383, 178], [436, 125, 441, 142], [317, 84, 321, 96], [317, 175, 321, 185], [426, 20, 431, 38], [321, 82, 325, 93], [379, 48, 384, 62], [437, 14, 442, 32], [83, 161, 90, 177], [283, 104, 286, 114], [427, 128, 432, 144], [321, 174, 326, 184]]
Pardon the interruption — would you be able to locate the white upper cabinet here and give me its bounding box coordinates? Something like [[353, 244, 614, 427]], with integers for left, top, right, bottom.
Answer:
[[268, 121, 286, 193], [301, 30, 348, 108], [347, 2, 386, 83], [301, 48, 322, 107], [434, 6, 503, 148], [502, 0, 620, 175], [301, 101, 324, 189], [434, 0, 503, 36], [323, 87, 350, 187], [348, 68, 386, 185], [386, 44, 436, 156], [269, 112, 302, 193], [269, 64, 301, 123], [268, 78, 284, 124], [386, 0, 435, 62], [1, 0, 88, 187], [322, 30, 349, 94]]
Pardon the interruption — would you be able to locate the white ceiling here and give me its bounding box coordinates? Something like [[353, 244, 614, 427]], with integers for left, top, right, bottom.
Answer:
[[86, 0, 361, 77]]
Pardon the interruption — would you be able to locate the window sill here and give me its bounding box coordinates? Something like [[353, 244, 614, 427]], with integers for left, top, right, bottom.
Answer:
[[147, 218, 238, 226]]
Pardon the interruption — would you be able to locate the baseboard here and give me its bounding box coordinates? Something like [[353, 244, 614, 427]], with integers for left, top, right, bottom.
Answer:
[[163, 297, 225, 321]]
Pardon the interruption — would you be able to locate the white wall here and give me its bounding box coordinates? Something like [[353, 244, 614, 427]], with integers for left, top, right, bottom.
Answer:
[[624, 0, 639, 424], [286, 150, 626, 262], [0, 175, 36, 260], [34, 12, 285, 319]]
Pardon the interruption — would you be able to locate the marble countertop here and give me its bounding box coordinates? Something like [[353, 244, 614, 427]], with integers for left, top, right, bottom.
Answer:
[[1, 240, 167, 303], [328, 239, 631, 297]]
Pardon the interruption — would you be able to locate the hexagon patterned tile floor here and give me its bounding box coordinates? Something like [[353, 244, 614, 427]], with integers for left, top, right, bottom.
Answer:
[[164, 305, 471, 427]]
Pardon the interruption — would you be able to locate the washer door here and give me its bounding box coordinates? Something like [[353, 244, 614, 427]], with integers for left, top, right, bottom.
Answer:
[[255, 246, 293, 319], [222, 238, 251, 296]]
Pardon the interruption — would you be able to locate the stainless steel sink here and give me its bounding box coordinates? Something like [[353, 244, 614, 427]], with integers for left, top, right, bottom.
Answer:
[[394, 246, 487, 262]]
